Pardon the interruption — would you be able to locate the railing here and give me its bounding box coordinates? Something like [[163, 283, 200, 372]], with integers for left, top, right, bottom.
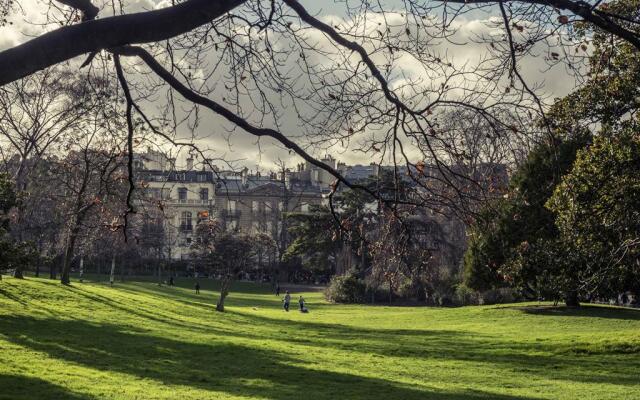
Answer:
[[172, 199, 211, 205]]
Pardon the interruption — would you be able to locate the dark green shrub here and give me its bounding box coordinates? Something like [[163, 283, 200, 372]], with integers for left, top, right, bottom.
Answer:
[[324, 274, 366, 303]]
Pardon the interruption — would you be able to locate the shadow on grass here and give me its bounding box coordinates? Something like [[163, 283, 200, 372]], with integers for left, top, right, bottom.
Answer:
[[0, 373, 96, 400], [510, 305, 640, 321], [0, 285, 28, 307], [221, 310, 640, 388], [0, 315, 541, 400], [63, 281, 640, 388]]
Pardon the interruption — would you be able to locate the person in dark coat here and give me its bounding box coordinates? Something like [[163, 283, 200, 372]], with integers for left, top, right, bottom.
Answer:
[[283, 291, 291, 312]]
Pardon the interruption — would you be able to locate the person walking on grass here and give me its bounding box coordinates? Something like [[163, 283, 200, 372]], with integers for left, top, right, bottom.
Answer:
[[195, 281, 201, 295], [298, 296, 308, 313], [283, 290, 291, 312]]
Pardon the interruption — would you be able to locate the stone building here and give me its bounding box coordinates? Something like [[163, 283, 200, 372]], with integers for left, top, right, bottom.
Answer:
[[135, 149, 328, 260]]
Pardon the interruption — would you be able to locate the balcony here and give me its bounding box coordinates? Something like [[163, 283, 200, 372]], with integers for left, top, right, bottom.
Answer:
[[173, 199, 212, 205]]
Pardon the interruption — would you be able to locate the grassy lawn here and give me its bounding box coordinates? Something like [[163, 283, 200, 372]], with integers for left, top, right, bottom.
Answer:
[[0, 275, 639, 400]]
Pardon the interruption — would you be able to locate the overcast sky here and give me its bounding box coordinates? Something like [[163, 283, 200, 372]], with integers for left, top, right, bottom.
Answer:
[[0, 0, 579, 171]]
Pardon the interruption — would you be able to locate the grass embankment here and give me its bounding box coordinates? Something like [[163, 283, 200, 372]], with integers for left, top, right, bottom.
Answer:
[[0, 275, 639, 400]]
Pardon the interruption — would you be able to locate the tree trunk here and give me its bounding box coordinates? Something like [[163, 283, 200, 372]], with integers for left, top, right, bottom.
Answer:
[[79, 256, 84, 282], [50, 260, 57, 280], [61, 229, 79, 285], [565, 291, 580, 307], [35, 261, 40, 277], [12, 267, 24, 279], [216, 279, 231, 312], [109, 255, 116, 286]]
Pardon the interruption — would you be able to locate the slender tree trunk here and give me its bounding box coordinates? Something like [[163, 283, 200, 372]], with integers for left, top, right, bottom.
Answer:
[[79, 256, 84, 282], [109, 254, 116, 286], [216, 278, 231, 312], [12, 267, 24, 279], [61, 228, 79, 285], [50, 259, 57, 280]]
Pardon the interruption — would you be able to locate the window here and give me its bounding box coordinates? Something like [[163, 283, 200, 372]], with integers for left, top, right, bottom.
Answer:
[[197, 174, 206, 182], [199, 188, 209, 201], [227, 220, 238, 230], [178, 187, 188, 201], [278, 201, 284, 212], [180, 211, 193, 232], [161, 188, 171, 199], [228, 200, 236, 212], [252, 200, 259, 212], [301, 203, 309, 212], [266, 221, 273, 233], [148, 188, 161, 199]]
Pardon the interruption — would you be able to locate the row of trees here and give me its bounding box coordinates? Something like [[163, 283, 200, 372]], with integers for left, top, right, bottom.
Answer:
[[463, 13, 640, 306], [1, 0, 639, 311]]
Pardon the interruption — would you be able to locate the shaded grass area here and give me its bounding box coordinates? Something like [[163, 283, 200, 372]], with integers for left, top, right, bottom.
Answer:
[[1, 276, 639, 399]]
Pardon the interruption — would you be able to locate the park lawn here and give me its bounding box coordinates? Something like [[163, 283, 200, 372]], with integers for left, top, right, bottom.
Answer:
[[0, 276, 639, 400]]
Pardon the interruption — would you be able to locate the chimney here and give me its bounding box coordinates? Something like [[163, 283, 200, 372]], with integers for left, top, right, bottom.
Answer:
[[186, 157, 194, 171], [284, 170, 292, 189]]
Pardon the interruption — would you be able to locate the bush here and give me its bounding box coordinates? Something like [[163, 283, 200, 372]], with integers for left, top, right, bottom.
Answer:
[[364, 283, 390, 303], [454, 284, 480, 306], [324, 274, 366, 303], [478, 288, 519, 305]]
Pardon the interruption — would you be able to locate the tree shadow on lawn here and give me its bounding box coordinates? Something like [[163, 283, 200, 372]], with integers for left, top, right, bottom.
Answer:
[[64, 282, 640, 389], [506, 305, 640, 321], [0, 373, 97, 400], [60, 285, 231, 335], [0, 285, 28, 307], [0, 315, 541, 400], [223, 310, 640, 388], [117, 284, 280, 309]]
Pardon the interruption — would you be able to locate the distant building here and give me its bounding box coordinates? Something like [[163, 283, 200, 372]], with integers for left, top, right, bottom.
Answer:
[[134, 149, 507, 272], [136, 149, 327, 260]]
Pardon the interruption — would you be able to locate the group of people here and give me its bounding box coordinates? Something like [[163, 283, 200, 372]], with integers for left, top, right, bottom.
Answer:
[[276, 284, 308, 313], [189, 281, 309, 313]]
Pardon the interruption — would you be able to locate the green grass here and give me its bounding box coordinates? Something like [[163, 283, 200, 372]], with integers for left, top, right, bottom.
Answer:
[[1, 275, 639, 400]]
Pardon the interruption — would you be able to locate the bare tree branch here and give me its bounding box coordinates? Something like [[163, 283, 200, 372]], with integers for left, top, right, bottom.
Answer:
[[54, 0, 99, 21], [0, 0, 246, 85]]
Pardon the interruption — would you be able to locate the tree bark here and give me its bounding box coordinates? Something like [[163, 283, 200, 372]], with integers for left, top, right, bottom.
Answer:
[[216, 279, 231, 312], [12, 267, 24, 279], [61, 226, 80, 285], [109, 254, 116, 286], [50, 260, 57, 280], [565, 291, 580, 307], [78, 256, 84, 282], [0, 0, 246, 85]]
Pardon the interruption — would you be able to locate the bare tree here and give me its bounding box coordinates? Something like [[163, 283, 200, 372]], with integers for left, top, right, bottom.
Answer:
[[51, 122, 127, 284], [0, 0, 636, 245]]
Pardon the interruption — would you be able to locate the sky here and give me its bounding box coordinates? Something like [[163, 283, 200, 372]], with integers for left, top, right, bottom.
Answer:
[[0, 0, 581, 171]]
